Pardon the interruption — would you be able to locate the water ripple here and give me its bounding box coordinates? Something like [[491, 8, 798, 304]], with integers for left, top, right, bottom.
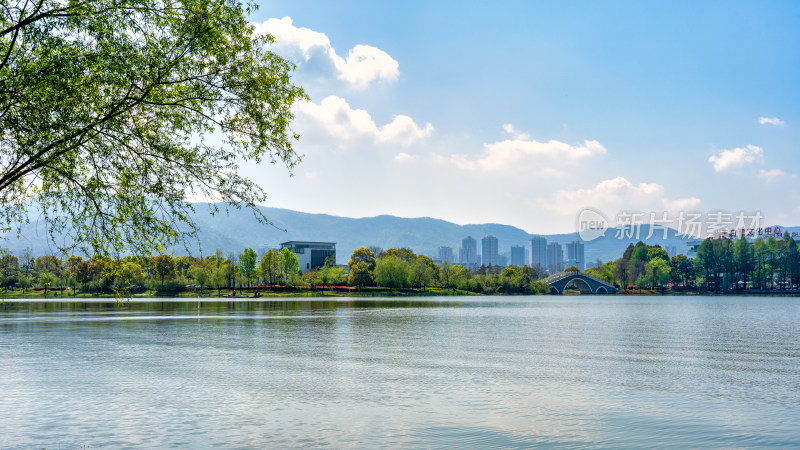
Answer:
[[1, 296, 799, 448]]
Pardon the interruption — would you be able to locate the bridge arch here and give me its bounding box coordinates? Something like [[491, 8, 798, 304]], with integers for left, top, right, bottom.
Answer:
[[541, 271, 617, 295], [564, 277, 593, 294]]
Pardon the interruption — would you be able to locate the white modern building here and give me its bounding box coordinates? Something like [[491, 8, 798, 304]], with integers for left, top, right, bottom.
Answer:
[[280, 241, 336, 273]]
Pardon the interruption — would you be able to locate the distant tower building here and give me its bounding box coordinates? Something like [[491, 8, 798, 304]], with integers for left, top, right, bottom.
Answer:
[[529, 236, 547, 269], [546, 242, 563, 273], [565, 241, 585, 270], [460, 236, 477, 267], [482, 235, 499, 266], [510, 246, 525, 266], [438, 246, 454, 264], [497, 254, 507, 267]]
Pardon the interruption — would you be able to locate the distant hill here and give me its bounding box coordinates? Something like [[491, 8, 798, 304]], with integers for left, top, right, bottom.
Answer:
[[3, 203, 798, 265]]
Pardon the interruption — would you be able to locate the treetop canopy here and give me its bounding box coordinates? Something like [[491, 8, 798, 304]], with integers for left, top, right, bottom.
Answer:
[[0, 0, 306, 255]]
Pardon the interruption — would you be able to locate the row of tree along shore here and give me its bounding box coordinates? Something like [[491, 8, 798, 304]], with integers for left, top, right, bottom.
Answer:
[[585, 232, 800, 292], [1, 233, 799, 298]]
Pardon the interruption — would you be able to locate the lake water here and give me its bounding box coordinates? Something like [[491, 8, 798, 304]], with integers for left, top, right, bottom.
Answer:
[[1, 296, 799, 448]]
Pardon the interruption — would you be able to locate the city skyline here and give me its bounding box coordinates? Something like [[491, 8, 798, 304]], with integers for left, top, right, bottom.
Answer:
[[230, 1, 798, 235], [446, 234, 588, 273]]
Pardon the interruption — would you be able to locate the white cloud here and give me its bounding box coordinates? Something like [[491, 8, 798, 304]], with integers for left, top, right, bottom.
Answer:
[[294, 96, 433, 147], [446, 126, 606, 172], [379, 115, 435, 146], [501, 123, 531, 140], [538, 167, 568, 177], [708, 144, 763, 172], [758, 169, 789, 181], [543, 176, 701, 216], [393, 152, 415, 163], [759, 117, 786, 126], [252, 17, 399, 89], [664, 197, 703, 211]]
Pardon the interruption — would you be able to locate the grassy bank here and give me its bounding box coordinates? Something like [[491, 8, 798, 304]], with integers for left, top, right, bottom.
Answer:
[[0, 287, 480, 300]]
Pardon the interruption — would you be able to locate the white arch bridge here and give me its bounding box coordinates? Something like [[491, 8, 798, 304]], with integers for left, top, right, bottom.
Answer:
[[542, 271, 617, 295]]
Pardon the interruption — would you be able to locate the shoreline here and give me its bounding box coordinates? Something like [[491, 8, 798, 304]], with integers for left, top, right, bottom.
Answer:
[[2, 289, 799, 301]]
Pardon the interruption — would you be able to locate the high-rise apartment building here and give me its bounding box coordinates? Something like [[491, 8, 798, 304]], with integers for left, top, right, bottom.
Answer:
[[437, 246, 453, 264], [510, 245, 525, 266], [482, 235, 499, 266], [546, 242, 563, 273], [565, 241, 585, 270], [529, 236, 547, 269], [460, 236, 477, 267]]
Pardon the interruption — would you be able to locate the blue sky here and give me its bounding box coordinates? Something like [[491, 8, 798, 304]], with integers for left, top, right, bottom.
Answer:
[[240, 1, 800, 234]]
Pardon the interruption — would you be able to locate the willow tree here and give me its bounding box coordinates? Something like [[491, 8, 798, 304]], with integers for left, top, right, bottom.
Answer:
[[0, 0, 305, 255]]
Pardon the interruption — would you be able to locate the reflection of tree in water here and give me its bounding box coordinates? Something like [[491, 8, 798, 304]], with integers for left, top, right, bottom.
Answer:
[[0, 298, 470, 316]]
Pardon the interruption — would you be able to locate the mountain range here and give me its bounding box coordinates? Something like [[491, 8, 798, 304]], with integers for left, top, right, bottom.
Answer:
[[2, 203, 797, 265]]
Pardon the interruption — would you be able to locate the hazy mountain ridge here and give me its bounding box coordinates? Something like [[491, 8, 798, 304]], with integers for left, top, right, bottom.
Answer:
[[3, 203, 798, 265]]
